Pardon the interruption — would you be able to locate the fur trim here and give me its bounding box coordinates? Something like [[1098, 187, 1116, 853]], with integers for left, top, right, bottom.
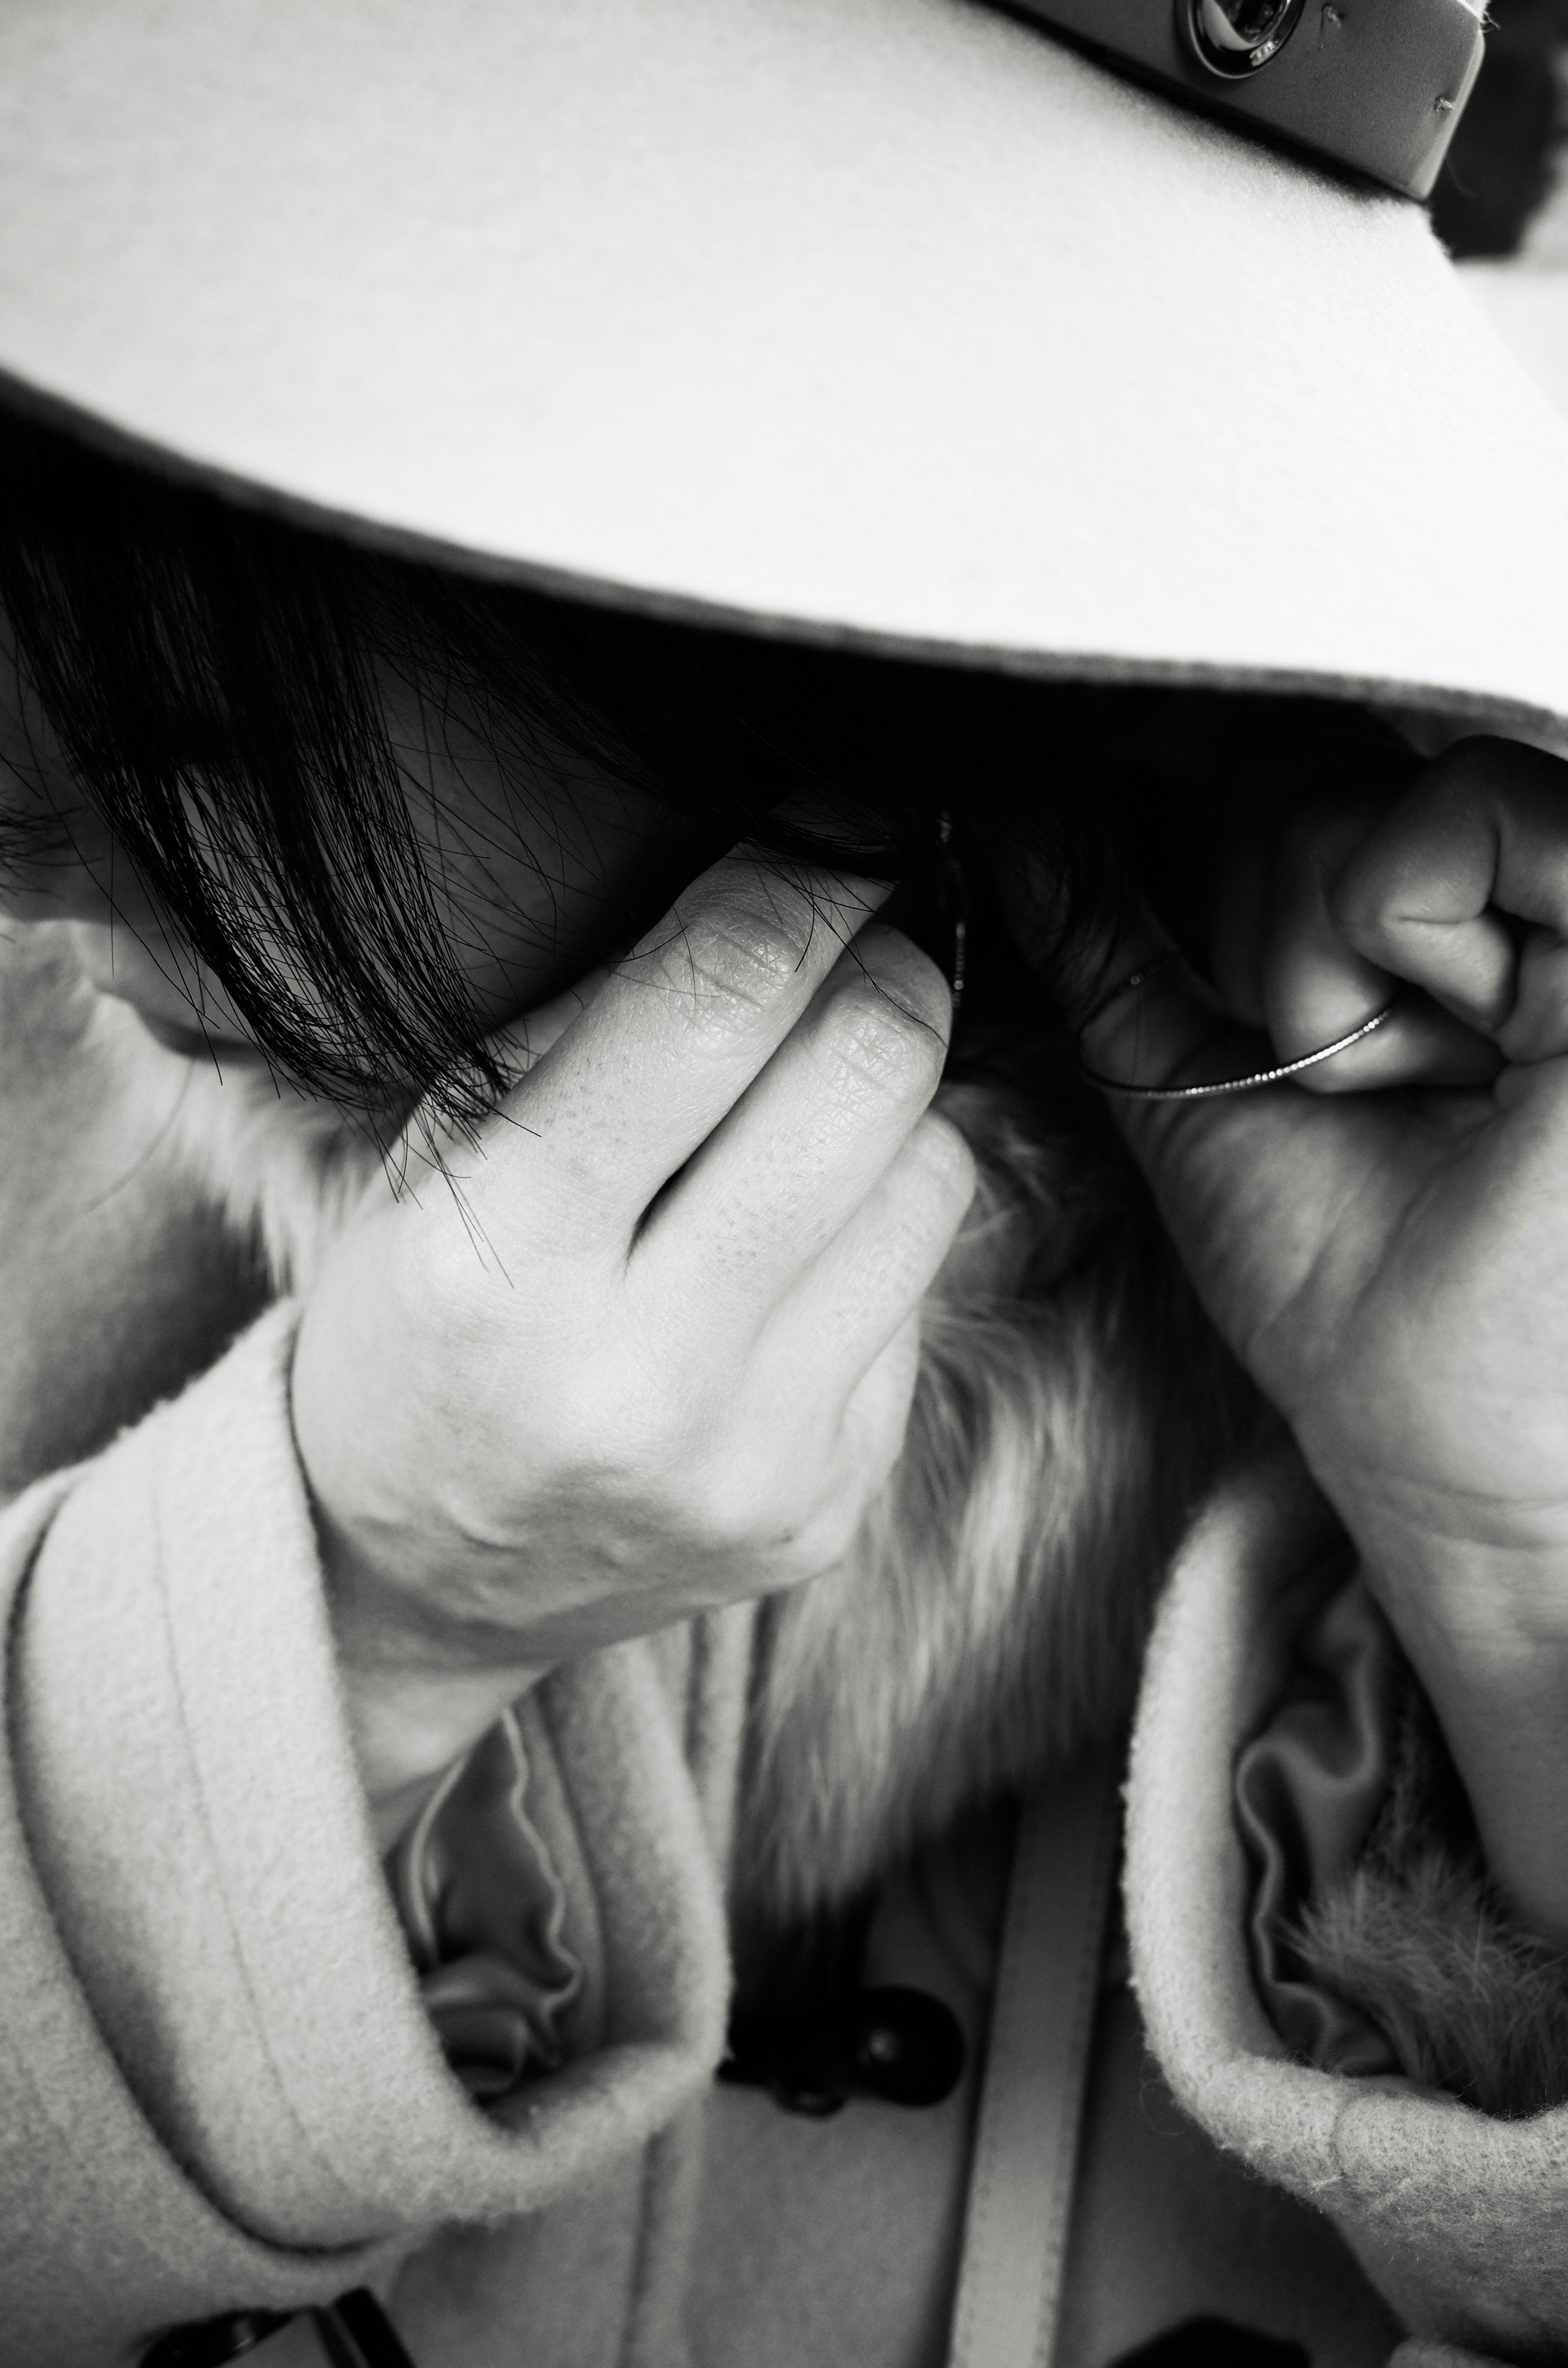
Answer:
[[140, 1033, 397, 1295], [734, 1068, 1255, 1928], [1292, 1676, 1568, 2120]]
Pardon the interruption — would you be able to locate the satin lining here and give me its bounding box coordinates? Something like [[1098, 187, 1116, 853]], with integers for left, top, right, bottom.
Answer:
[[388, 1572, 1429, 2102], [387, 1706, 581, 2103], [1234, 1574, 1407, 2081]]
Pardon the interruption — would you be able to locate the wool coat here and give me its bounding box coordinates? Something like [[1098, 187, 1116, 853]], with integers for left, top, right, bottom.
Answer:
[[0, 923, 1558, 2368]]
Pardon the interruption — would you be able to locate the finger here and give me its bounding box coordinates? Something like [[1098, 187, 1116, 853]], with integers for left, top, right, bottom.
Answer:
[[1072, 928, 1419, 1405], [489, 967, 612, 1079], [1008, 863, 1397, 1386], [1076, 922, 1250, 1101], [393, 969, 618, 1188], [837, 1308, 925, 1503], [1328, 737, 1568, 1038], [1261, 804, 1501, 1095], [638, 925, 954, 1320], [486, 853, 889, 1238], [1504, 929, 1568, 1065], [764, 1106, 978, 1403], [748, 1307, 929, 1590]]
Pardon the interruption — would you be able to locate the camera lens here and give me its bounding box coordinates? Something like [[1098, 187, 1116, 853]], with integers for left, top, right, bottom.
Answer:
[[1182, 0, 1304, 74]]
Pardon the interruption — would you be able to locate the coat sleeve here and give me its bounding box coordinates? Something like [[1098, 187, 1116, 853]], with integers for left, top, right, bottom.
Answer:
[[1123, 1445, 1568, 2366], [0, 1303, 728, 2368]]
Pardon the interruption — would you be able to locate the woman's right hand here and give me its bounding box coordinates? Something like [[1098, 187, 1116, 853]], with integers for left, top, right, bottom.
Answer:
[[290, 852, 974, 1814], [1071, 736, 1568, 1947]]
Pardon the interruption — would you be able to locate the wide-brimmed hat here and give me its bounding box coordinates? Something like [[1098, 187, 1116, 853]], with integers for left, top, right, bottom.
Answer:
[[2, 0, 1567, 743]]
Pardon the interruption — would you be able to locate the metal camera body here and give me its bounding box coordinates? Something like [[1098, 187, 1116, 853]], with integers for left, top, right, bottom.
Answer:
[[1007, 0, 1484, 198]]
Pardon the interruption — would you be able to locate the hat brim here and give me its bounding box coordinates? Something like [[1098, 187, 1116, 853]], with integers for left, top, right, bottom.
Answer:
[[3, 0, 1567, 742]]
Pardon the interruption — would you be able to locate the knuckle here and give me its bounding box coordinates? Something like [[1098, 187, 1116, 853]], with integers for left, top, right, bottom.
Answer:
[[644, 903, 814, 1037], [859, 930, 953, 1032], [1325, 848, 1407, 952], [1282, 804, 1380, 914], [1327, 868, 1394, 952], [818, 977, 946, 1102]]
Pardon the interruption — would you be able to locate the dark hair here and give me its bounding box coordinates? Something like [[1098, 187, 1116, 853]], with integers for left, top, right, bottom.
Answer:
[[0, 404, 1423, 1122]]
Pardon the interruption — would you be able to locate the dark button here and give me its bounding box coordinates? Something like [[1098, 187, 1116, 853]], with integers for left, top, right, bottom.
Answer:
[[720, 1984, 966, 2115], [1111, 2318, 1310, 2368]]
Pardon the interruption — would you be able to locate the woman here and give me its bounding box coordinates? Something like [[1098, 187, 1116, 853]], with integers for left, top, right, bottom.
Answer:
[[3, 3, 1568, 2364]]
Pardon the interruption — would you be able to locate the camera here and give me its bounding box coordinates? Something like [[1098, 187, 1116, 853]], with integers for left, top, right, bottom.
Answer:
[[1004, 0, 1483, 197]]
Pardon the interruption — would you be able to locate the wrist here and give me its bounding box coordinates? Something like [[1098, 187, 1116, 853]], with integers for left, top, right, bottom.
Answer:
[[1334, 1505, 1568, 1949], [338, 1646, 543, 1852], [328, 1571, 544, 1844], [1293, 1430, 1568, 1645], [290, 1304, 545, 1839], [291, 1267, 520, 1631]]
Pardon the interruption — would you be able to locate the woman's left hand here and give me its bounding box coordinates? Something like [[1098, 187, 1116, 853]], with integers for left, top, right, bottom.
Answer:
[[1072, 735, 1568, 1942]]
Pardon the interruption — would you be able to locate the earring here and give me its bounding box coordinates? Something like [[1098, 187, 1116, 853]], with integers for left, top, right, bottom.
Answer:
[[935, 812, 969, 1016]]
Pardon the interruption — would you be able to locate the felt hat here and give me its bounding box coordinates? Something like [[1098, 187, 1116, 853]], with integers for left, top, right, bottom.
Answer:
[[2, 0, 1567, 743]]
